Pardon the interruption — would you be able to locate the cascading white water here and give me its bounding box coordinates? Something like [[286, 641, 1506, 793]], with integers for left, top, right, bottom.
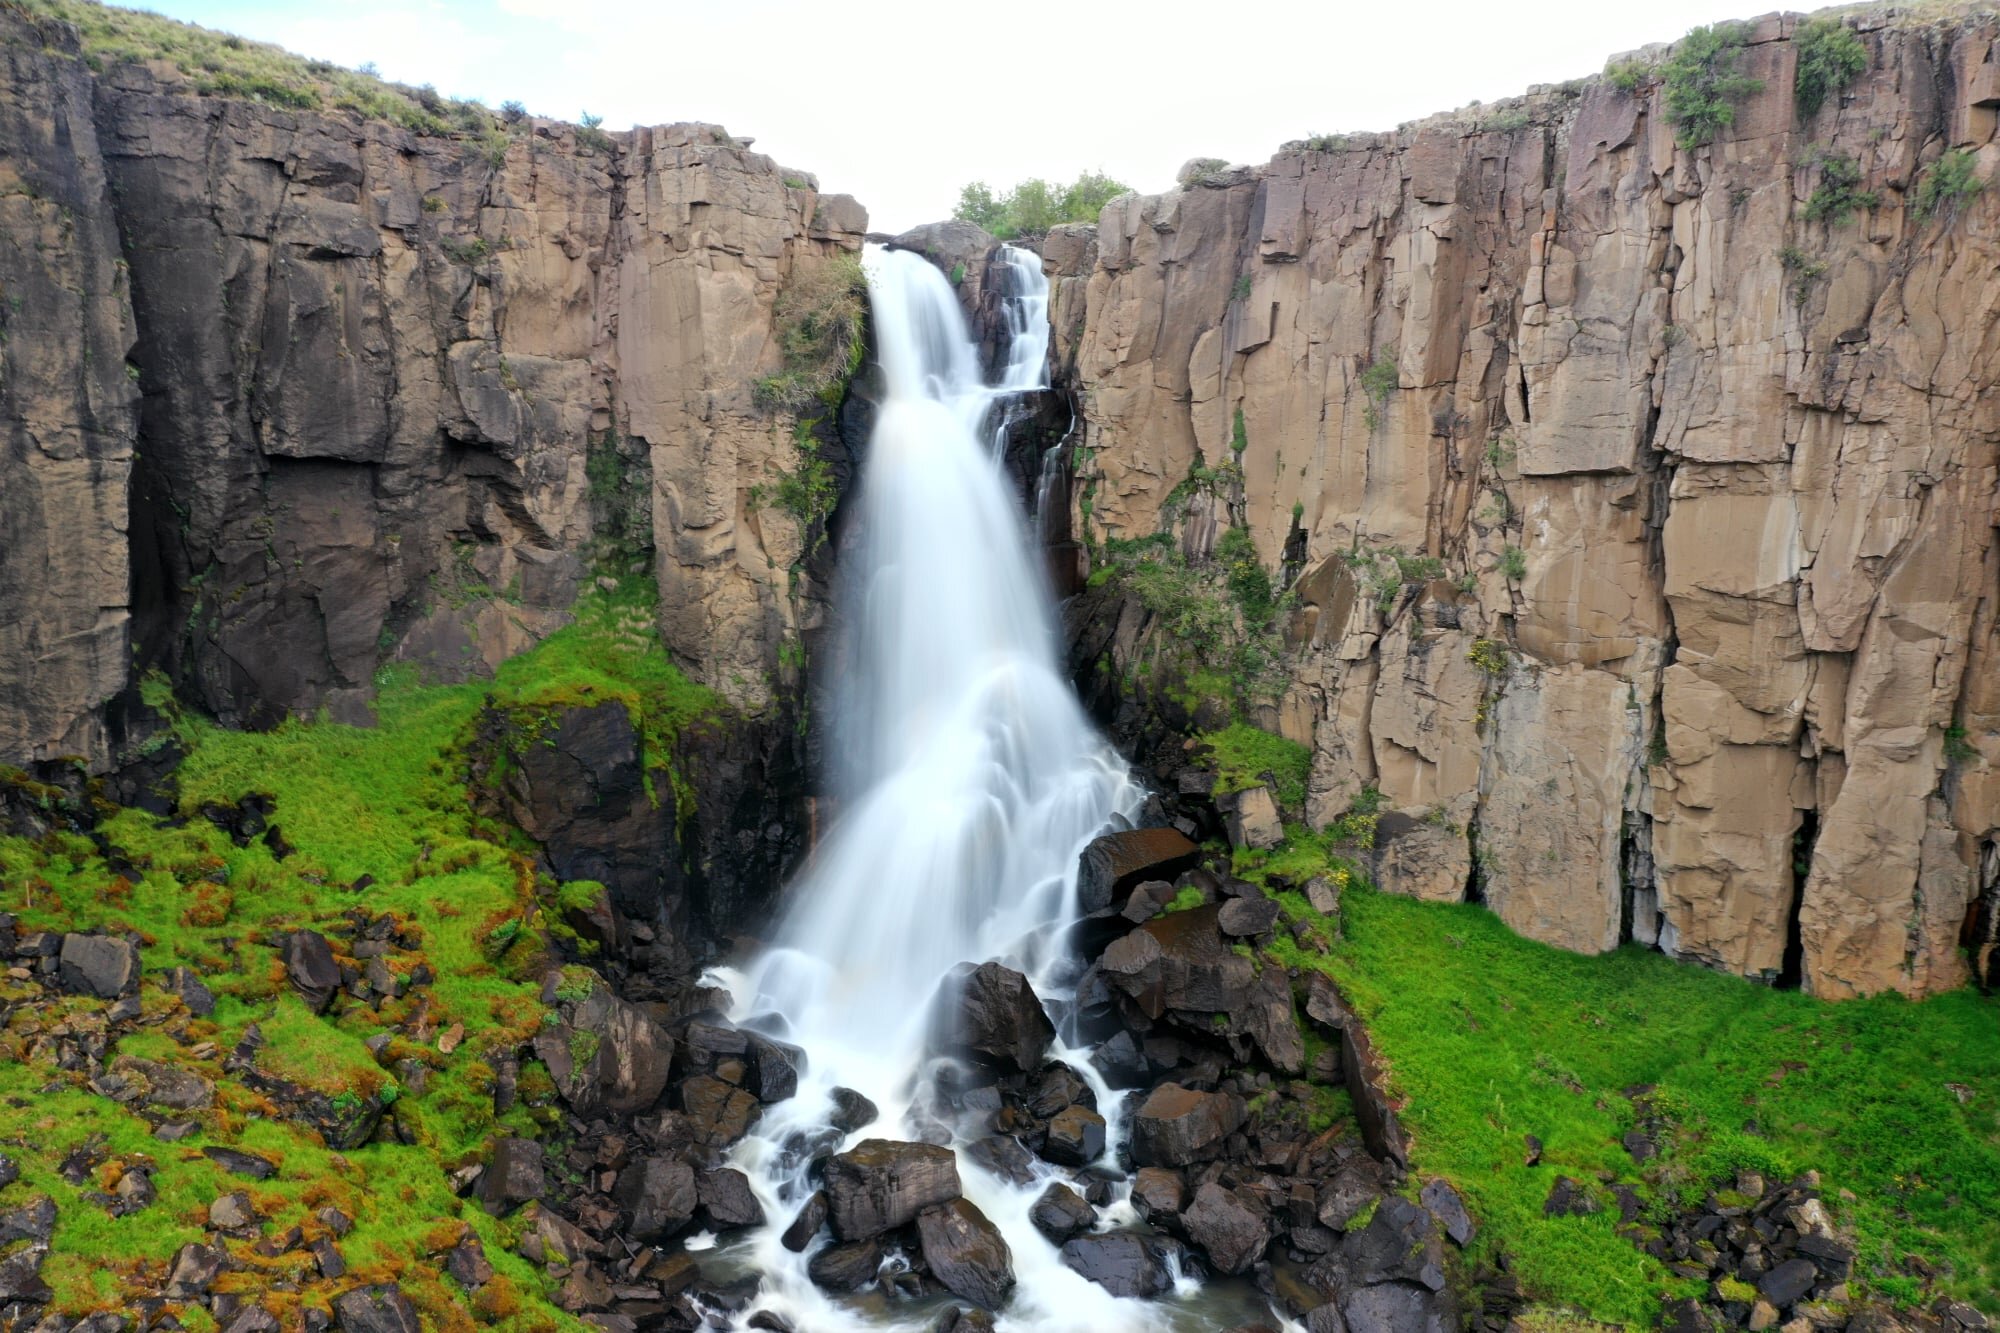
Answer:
[[709, 247, 1278, 1333]]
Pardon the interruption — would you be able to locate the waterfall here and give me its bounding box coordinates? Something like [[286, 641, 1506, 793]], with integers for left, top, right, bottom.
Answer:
[[709, 248, 1262, 1332]]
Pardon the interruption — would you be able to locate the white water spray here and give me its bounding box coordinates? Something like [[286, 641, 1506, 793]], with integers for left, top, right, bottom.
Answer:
[[712, 248, 1267, 1332]]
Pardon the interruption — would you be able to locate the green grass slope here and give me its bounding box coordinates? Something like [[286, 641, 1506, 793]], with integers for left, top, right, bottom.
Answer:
[[0, 587, 716, 1328], [1236, 833, 2000, 1326]]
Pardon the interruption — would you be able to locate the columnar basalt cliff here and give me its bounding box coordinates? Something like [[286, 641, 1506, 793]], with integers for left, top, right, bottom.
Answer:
[[1049, 10, 2000, 999], [0, 4, 865, 759]]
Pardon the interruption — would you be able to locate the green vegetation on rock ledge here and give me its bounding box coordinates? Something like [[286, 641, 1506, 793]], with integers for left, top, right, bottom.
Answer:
[[0, 584, 719, 1327], [952, 171, 1132, 240], [754, 253, 868, 414], [1234, 832, 2000, 1324], [1201, 723, 1312, 810], [1661, 22, 1764, 150], [22, 0, 511, 136], [1792, 17, 1868, 116]]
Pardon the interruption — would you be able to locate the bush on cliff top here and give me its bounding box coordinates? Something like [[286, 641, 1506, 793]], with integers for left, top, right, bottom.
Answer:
[[1793, 17, 1868, 116], [1662, 22, 1765, 150], [22, 0, 508, 136], [1248, 838, 2000, 1323], [953, 171, 1133, 240]]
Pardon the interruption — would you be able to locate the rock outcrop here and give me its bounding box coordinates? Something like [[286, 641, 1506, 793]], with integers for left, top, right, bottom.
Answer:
[[1049, 11, 2000, 998], [0, 3, 864, 769]]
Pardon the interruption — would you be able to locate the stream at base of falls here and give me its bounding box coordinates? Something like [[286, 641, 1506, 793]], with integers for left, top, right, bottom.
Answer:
[[692, 246, 1295, 1332]]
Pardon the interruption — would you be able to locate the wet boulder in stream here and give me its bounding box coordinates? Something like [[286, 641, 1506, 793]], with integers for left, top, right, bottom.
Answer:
[[916, 1198, 1015, 1310], [928, 961, 1055, 1074], [822, 1139, 962, 1240], [1029, 1182, 1096, 1243], [1076, 828, 1201, 915], [1058, 1231, 1188, 1300], [1182, 1182, 1272, 1275]]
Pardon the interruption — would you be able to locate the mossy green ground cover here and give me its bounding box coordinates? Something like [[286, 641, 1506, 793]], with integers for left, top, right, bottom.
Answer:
[[1231, 833, 2000, 1326], [0, 587, 714, 1327]]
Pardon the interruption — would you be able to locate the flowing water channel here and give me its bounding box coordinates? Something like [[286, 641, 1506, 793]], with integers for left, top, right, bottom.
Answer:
[[707, 247, 1286, 1332]]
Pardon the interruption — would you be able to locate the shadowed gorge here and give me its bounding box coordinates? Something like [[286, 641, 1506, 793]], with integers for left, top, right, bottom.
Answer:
[[2, 1, 2000, 1331]]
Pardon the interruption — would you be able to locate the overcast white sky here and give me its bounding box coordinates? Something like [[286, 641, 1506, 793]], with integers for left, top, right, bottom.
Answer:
[[147, 0, 1777, 231]]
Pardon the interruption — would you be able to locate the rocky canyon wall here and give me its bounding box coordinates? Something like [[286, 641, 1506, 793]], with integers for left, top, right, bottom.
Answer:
[[1052, 9, 2000, 999], [0, 4, 865, 761]]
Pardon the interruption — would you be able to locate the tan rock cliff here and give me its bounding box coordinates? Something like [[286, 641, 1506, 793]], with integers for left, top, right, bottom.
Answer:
[[1055, 9, 2000, 998], [0, 5, 864, 759]]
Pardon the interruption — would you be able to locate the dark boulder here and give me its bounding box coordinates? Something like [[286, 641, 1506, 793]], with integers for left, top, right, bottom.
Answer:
[[744, 1033, 801, 1104], [1130, 1083, 1244, 1166], [1317, 1159, 1386, 1231], [932, 1309, 998, 1333], [1418, 1179, 1474, 1247], [1183, 1183, 1270, 1275], [532, 970, 676, 1117], [1758, 1257, 1818, 1307], [965, 1134, 1039, 1187], [1542, 1176, 1600, 1218], [807, 1239, 882, 1292], [1029, 1182, 1095, 1243], [59, 933, 139, 998], [1043, 1104, 1106, 1166], [613, 1155, 698, 1241], [1026, 1063, 1095, 1118], [445, 1238, 493, 1289], [781, 1191, 829, 1252], [283, 930, 342, 1013], [917, 1198, 1015, 1310], [0, 1245, 50, 1305], [1078, 828, 1201, 914], [1339, 1280, 1456, 1333], [829, 1086, 878, 1133], [823, 1139, 961, 1240], [1218, 895, 1282, 937], [929, 961, 1055, 1074], [1058, 1232, 1184, 1299], [476, 1138, 545, 1216], [203, 1147, 278, 1180], [1131, 1167, 1187, 1226], [1323, 1197, 1445, 1292], [165, 1242, 225, 1299], [0, 1197, 56, 1246], [331, 1285, 421, 1333], [681, 1074, 761, 1147], [697, 1167, 766, 1231], [1098, 906, 1303, 1073]]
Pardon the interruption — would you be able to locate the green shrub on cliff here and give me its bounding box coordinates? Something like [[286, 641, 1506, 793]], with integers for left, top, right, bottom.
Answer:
[[1662, 22, 1764, 150], [754, 254, 867, 414], [952, 171, 1132, 240], [1793, 17, 1868, 117], [1802, 148, 1879, 223], [1913, 148, 1985, 222]]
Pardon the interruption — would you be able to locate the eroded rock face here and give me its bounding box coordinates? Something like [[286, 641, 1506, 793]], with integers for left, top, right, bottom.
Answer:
[[0, 2, 865, 777], [1053, 13, 2000, 999]]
